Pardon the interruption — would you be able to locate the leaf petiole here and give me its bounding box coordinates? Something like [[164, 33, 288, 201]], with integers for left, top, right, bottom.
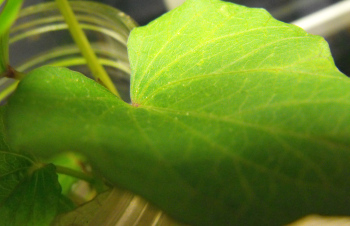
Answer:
[[55, 165, 95, 183], [0, 79, 19, 103], [54, 0, 121, 98]]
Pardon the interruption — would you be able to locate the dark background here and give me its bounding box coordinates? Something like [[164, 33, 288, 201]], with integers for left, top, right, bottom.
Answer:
[[103, 0, 341, 25]]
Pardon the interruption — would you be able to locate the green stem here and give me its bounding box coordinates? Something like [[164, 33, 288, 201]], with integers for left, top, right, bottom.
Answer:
[[0, 29, 9, 74], [54, 0, 121, 98], [0, 80, 19, 102], [1, 65, 25, 79], [0, 0, 24, 36], [55, 165, 95, 183]]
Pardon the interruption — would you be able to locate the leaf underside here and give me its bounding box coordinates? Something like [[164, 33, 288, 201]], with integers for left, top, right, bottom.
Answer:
[[2, 0, 350, 225]]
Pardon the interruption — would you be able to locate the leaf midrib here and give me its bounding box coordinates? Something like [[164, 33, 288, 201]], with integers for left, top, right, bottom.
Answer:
[[138, 68, 348, 105], [132, 7, 212, 93]]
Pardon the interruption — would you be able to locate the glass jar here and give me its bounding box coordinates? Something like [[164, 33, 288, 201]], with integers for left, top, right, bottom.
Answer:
[[9, 1, 136, 101], [9, 2, 184, 225]]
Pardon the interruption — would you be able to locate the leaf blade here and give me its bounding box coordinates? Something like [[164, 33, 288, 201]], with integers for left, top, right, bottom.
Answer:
[[3, 0, 350, 225], [0, 149, 72, 226]]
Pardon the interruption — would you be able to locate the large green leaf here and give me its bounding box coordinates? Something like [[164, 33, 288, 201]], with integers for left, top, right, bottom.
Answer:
[[2, 0, 350, 225], [0, 107, 10, 150], [0, 151, 69, 226]]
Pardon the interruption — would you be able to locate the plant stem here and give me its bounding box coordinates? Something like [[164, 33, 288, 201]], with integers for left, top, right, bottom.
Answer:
[[0, 0, 24, 36], [55, 165, 95, 183], [2, 65, 25, 79], [54, 0, 121, 98], [0, 30, 9, 74], [0, 80, 19, 102]]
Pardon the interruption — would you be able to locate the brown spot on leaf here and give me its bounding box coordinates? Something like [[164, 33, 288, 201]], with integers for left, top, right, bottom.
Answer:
[[131, 102, 140, 107]]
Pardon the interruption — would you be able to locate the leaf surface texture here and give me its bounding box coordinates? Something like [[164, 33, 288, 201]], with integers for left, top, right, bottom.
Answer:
[[3, 0, 350, 225]]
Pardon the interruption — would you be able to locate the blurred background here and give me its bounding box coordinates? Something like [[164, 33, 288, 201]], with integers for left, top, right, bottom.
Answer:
[[99, 0, 350, 75], [18, 0, 350, 75]]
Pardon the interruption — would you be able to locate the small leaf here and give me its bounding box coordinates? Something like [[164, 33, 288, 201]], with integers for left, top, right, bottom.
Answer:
[[0, 151, 71, 226], [2, 0, 350, 225], [0, 151, 32, 203]]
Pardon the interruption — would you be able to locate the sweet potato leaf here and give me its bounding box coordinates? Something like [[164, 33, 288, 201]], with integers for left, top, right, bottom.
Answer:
[[0, 165, 58, 226], [2, 0, 350, 225], [0, 151, 72, 226], [0, 107, 9, 150], [0, 151, 32, 203]]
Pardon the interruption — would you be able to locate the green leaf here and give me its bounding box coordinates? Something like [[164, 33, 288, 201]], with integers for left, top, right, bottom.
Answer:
[[3, 0, 350, 225], [0, 107, 10, 150], [0, 151, 70, 226], [0, 151, 32, 202]]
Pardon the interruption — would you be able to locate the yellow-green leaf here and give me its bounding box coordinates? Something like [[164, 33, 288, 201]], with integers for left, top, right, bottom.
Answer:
[[3, 0, 350, 225]]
